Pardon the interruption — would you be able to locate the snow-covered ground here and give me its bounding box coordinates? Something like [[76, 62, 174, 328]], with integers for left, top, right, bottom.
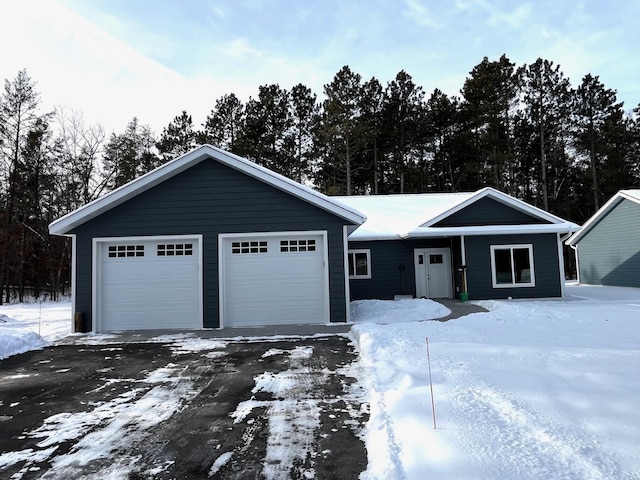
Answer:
[[351, 285, 640, 480], [1, 284, 639, 479], [0, 301, 71, 359]]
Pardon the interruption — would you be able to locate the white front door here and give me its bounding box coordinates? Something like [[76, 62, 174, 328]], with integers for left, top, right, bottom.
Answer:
[[414, 248, 452, 299]]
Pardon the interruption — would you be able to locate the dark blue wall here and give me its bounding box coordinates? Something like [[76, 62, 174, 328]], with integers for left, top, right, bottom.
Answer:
[[465, 233, 562, 299], [349, 233, 562, 300], [348, 238, 458, 300], [71, 157, 355, 330], [435, 197, 548, 227]]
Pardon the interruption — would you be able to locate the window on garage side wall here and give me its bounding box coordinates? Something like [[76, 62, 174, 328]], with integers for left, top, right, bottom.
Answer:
[[490, 244, 535, 288], [348, 249, 371, 279]]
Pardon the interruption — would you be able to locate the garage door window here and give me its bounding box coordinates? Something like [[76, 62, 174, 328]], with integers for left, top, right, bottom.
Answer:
[[280, 239, 316, 252], [108, 245, 144, 258], [232, 241, 268, 254], [157, 243, 193, 256]]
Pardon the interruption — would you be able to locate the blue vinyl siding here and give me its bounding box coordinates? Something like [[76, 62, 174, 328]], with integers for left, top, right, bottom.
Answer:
[[348, 239, 459, 300], [576, 198, 640, 287], [464, 233, 561, 299], [71, 158, 355, 330], [434, 197, 548, 227]]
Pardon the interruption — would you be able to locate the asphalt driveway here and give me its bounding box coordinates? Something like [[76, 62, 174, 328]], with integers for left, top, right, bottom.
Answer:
[[0, 335, 368, 479]]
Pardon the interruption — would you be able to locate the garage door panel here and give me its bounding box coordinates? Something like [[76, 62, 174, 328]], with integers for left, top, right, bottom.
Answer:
[[223, 234, 327, 327], [98, 238, 201, 331]]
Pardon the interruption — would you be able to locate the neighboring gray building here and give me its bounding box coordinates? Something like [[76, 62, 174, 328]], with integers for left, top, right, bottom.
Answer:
[[566, 190, 640, 288], [49, 145, 579, 333]]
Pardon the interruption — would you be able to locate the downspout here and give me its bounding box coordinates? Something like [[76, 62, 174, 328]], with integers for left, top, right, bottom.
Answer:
[[343, 226, 352, 324], [460, 235, 468, 300], [569, 243, 580, 285], [557, 232, 573, 297]]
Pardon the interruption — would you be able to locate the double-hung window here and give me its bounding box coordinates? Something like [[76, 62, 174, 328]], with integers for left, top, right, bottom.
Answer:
[[490, 244, 535, 288], [348, 249, 371, 279]]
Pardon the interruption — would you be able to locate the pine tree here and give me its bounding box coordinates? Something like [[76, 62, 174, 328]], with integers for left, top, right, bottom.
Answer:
[[382, 70, 425, 193], [460, 55, 520, 192], [103, 117, 159, 190], [358, 77, 386, 193], [519, 58, 572, 210], [156, 110, 197, 161], [201, 93, 244, 152], [572, 74, 623, 211], [320, 66, 363, 195], [425, 89, 464, 191], [289, 84, 319, 183]]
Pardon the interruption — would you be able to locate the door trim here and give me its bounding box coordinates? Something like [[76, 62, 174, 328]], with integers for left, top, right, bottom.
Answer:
[[414, 247, 453, 299]]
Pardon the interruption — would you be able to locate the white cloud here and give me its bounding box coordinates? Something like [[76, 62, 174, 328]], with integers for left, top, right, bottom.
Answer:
[[2, 0, 205, 134], [221, 38, 263, 59], [403, 0, 440, 28]]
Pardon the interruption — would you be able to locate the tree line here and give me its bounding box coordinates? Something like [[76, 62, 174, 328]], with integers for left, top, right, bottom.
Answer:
[[1, 54, 639, 302]]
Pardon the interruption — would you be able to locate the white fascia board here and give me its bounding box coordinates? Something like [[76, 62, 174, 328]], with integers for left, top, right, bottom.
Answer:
[[565, 191, 636, 246], [347, 233, 404, 241], [407, 222, 580, 238], [49, 147, 210, 235], [421, 187, 571, 228], [49, 145, 366, 235]]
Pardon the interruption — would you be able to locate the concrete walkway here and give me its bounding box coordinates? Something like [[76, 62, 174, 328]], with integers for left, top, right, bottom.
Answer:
[[435, 298, 488, 321]]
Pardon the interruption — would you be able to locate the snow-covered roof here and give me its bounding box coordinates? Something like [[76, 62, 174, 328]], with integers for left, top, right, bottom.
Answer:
[[338, 187, 579, 241], [566, 189, 640, 246], [49, 145, 366, 235]]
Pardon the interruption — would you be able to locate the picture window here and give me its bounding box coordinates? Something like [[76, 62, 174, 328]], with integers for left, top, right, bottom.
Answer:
[[490, 244, 535, 288]]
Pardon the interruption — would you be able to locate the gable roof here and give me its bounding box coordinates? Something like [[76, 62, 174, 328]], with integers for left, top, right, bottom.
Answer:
[[338, 187, 580, 241], [49, 145, 366, 236], [566, 189, 640, 246]]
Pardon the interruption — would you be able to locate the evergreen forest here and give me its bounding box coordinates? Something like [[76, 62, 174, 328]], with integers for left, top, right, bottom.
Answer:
[[1, 55, 639, 303]]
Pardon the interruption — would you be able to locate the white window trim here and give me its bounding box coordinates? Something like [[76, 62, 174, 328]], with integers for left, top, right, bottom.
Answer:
[[348, 249, 371, 279], [490, 244, 535, 288]]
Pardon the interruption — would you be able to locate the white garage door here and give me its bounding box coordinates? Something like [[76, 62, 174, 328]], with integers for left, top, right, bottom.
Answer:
[[222, 233, 328, 327], [97, 237, 201, 331]]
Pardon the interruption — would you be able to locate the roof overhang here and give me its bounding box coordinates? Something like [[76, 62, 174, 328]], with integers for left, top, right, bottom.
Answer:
[[566, 190, 640, 246], [49, 145, 366, 236], [348, 222, 580, 241], [407, 222, 581, 238], [421, 187, 572, 228]]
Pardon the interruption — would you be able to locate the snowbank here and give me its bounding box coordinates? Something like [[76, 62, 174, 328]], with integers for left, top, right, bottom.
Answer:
[[0, 302, 71, 359], [352, 298, 450, 324]]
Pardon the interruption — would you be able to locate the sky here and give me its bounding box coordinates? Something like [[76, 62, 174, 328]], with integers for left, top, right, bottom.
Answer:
[[2, 0, 639, 136]]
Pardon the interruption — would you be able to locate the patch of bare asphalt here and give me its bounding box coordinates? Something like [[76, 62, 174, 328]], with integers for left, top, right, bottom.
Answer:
[[0, 336, 368, 479]]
